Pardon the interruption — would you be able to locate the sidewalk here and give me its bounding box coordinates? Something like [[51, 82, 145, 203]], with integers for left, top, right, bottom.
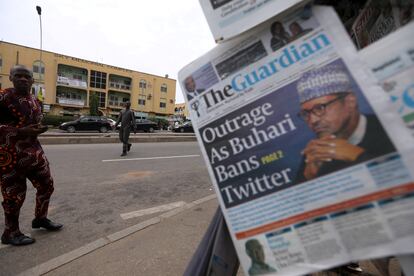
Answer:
[[19, 196, 219, 276], [17, 194, 403, 276]]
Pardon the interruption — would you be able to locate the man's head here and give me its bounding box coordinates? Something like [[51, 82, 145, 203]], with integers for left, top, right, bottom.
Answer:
[[245, 239, 266, 265], [270, 21, 285, 36], [184, 76, 196, 93], [125, 101, 131, 109], [297, 65, 360, 138], [289, 22, 303, 36], [9, 65, 34, 94]]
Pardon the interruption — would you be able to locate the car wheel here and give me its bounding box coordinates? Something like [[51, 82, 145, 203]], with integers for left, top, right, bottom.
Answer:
[[99, 126, 108, 133], [149, 127, 154, 133], [67, 126, 76, 133], [180, 128, 185, 133]]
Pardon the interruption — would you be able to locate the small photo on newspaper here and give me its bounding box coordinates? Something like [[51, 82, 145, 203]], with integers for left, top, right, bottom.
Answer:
[[179, 5, 414, 276], [199, 0, 310, 42]]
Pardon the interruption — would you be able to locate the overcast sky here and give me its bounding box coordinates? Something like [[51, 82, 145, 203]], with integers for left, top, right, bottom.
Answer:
[[0, 0, 216, 103]]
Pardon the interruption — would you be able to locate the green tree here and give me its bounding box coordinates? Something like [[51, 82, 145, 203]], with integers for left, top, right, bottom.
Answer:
[[89, 92, 99, 116]]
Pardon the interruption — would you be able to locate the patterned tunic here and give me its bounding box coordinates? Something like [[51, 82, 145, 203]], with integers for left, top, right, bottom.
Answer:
[[0, 88, 54, 237]]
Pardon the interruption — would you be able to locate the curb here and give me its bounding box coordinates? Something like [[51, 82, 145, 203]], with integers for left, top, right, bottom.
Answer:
[[18, 194, 217, 276], [39, 136, 197, 145]]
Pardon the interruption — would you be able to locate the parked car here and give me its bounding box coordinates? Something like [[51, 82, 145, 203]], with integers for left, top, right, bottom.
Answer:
[[116, 119, 159, 133], [106, 118, 116, 129], [59, 116, 112, 133], [136, 119, 158, 133], [173, 121, 194, 133]]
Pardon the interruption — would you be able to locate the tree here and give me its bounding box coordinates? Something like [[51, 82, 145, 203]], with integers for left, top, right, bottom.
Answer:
[[89, 92, 99, 116]]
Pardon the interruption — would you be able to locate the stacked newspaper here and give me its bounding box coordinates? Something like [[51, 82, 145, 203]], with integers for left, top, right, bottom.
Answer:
[[180, 2, 414, 276]]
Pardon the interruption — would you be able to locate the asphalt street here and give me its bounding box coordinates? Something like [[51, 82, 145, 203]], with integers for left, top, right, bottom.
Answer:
[[0, 141, 212, 275]]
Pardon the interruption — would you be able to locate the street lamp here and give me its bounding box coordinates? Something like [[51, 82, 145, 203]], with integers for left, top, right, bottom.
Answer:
[[36, 5, 45, 112], [36, 6, 43, 77]]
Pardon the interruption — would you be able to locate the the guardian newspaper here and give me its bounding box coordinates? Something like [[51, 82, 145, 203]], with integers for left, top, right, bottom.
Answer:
[[199, 0, 309, 42], [179, 6, 414, 276], [360, 22, 414, 133]]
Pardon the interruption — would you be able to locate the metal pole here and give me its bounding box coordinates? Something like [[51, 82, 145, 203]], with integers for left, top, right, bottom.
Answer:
[[36, 6, 45, 113], [36, 6, 43, 81]]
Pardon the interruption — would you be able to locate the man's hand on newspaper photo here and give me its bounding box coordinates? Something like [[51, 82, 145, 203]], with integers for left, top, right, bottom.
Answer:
[[302, 135, 366, 180]]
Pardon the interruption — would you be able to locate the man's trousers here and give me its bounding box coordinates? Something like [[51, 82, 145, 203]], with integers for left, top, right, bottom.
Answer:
[[119, 127, 131, 153], [1, 157, 54, 238]]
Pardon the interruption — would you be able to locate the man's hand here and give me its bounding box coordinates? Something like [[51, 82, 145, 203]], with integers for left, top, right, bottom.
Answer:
[[303, 160, 323, 180], [18, 124, 48, 137], [301, 135, 365, 180]]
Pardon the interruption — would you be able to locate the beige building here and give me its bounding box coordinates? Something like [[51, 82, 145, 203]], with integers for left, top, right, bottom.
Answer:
[[0, 41, 176, 119]]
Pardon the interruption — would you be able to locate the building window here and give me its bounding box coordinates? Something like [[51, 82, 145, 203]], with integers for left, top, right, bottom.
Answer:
[[90, 70, 107, 89], [33, 60, 45, 79], [160, 98, 167, 109], [161, 83, 167, 93], [0, 76, 2, 89], [56, 88, 86, 106], [109, 94, 129, 107], [91, 91, 106, 108], [138, 94, 146, 106], [139, 79, 147, 89]]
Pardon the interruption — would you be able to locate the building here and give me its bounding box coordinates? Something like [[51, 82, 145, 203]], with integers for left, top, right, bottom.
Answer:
[[173, 102, 190, 122], [0, 41, 176, 119]]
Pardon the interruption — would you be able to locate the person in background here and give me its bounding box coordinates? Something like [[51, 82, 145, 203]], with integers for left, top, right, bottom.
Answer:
[[115, 101, 136, 156]]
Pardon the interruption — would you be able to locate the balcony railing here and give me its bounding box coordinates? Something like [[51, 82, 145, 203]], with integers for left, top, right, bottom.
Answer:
[[57, 97, 85, 106], [108, 101, 128, 107], [57, 76, 87, 88], [109, 82, 131, 90]]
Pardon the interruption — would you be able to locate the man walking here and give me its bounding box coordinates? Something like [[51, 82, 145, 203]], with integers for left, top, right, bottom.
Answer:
[[115, 101, 136, 156], [0, 65, 63, 246]]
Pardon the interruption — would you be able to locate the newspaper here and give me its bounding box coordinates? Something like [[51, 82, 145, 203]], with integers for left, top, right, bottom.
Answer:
[[179, 5, 414, 276], [351, 0, 414, 49], [359, 22, 414, 132], [199, 0, 310, 42]]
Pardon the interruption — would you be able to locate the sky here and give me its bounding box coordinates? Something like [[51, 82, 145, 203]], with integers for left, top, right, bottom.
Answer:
[[0, 0, 217, 103]]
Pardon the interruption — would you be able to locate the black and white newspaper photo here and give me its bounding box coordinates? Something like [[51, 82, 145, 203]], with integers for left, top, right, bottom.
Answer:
[[199, 0, 310, 42]]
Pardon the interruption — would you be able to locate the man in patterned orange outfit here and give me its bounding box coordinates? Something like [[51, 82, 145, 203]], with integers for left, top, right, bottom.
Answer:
[[0, 65, 62, 246]]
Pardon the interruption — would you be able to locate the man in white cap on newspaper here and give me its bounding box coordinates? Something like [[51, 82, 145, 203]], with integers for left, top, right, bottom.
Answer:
[[296, 64, 395, 183]]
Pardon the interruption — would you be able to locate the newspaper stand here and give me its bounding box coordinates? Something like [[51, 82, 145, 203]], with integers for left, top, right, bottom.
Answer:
[[183, 1, 414, 275]]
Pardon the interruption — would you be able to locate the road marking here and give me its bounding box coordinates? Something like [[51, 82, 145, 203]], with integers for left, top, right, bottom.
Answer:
[[102, 154, 200, 162], [120, 201, 186, 220]]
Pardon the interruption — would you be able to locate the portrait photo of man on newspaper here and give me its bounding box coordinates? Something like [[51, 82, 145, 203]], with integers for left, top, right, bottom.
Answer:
[[295, 63, 396, 183]]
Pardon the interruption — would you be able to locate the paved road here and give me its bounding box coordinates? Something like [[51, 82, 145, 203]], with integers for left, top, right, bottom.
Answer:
[[0, 142, 212, 275]]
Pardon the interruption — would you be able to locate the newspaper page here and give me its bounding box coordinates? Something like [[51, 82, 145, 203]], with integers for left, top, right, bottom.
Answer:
[[350, 0, 414, 49], [199, 0, 310, 42], [359, 22, 414, 132], [179, 5, 414, 276]]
